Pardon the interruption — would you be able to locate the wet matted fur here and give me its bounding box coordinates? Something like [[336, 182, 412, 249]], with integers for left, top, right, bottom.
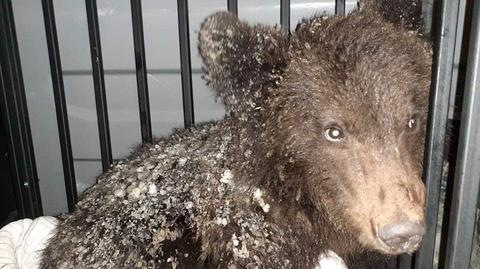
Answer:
[[41, 1, 431, 268]]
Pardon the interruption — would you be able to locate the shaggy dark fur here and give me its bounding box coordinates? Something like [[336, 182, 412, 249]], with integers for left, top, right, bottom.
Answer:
[[41, 1, 432, 269], [362, 0, 423, 30]]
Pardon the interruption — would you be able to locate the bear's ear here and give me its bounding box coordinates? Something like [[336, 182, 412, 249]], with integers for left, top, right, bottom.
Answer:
[[198, 11, 289, 112], [359, 0, 423, 32]]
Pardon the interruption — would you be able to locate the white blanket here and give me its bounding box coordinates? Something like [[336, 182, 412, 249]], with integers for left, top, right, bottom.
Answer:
[[0, 217, 347, 269], [0, 217, 58, 269]]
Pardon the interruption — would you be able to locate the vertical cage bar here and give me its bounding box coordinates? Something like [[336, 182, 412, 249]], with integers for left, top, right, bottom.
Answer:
[[335, 0, 346, 16], [444, 1, 480, 268], [228, 0, 238, 16], [85, 0, 113, 172], [397, 255, 412, 269], [280, 0, 290, 31], [422, 0, 435, 37], [41, 0, 77, 212], [177, 0, 194, 128], [0, 0, 43, 218], [414, 0, 463, 268], [130, 0, 152, 143]]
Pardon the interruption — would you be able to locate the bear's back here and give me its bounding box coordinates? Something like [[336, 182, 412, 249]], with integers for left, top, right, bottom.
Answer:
[[41, 121, 238, 268]]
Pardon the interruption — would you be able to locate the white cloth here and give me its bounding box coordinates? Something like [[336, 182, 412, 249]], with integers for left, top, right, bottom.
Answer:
[[316, 250, 348, 269], [0, 217, 58, 269]]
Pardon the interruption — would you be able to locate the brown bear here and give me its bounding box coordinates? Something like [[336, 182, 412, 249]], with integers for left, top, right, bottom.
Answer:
[[41, 0, 431, 268]]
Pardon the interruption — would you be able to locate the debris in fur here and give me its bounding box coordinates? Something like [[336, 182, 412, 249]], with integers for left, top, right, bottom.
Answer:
[[41, 121, 287, 268], [41, 1, 431, 268]]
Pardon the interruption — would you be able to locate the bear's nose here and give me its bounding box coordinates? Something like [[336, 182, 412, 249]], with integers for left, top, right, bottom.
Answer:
[[378, 221, 425, 252]]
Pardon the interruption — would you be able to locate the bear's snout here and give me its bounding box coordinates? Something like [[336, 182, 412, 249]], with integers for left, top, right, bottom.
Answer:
[[377, 220, 425, 254], [334, 149, 427, 255]]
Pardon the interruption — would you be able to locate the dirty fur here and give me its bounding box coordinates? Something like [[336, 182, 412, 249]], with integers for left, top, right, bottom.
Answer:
[[361, 0, 423, 31], [41, 1, 432, 269]]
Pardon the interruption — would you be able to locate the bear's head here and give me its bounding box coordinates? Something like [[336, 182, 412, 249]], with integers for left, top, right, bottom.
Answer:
[[199, 2, 431, 256]]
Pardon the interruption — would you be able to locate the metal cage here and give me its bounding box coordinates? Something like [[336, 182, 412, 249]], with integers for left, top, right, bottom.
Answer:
[[0, 0, 479, 268]]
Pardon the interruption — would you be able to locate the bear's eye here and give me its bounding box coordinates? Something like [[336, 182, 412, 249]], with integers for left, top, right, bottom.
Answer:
[[324, 127, 344, 142]]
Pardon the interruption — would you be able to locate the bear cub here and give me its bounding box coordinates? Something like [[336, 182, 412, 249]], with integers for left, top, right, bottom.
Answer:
[[41, 0, 431, 268]]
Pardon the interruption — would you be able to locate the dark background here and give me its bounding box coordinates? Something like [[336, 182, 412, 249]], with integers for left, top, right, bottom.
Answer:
[[0, 108, 18, 227]]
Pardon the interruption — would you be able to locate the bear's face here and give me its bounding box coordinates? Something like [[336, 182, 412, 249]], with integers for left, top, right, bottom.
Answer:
[[274, 15, 431, 255], [199, 10, 431, 256]]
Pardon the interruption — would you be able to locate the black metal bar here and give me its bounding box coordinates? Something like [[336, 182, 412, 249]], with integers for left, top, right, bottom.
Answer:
[[0, 0, 43, 218], [41, 0, 77, 212], [177, 0, 194, 128], [85, 0, 113, 172], [444, 1, 480, 268], [130, 0, 152, 143], [335, 0, 346, 16], [397, 255, 412, 269], [448, 0, 467, 120], [227, 0, 238, 16], [414, 0, 463, 268], [63, 68, 203, 76], [422, 0, 435, 37], [280, 0, 290, 31]]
